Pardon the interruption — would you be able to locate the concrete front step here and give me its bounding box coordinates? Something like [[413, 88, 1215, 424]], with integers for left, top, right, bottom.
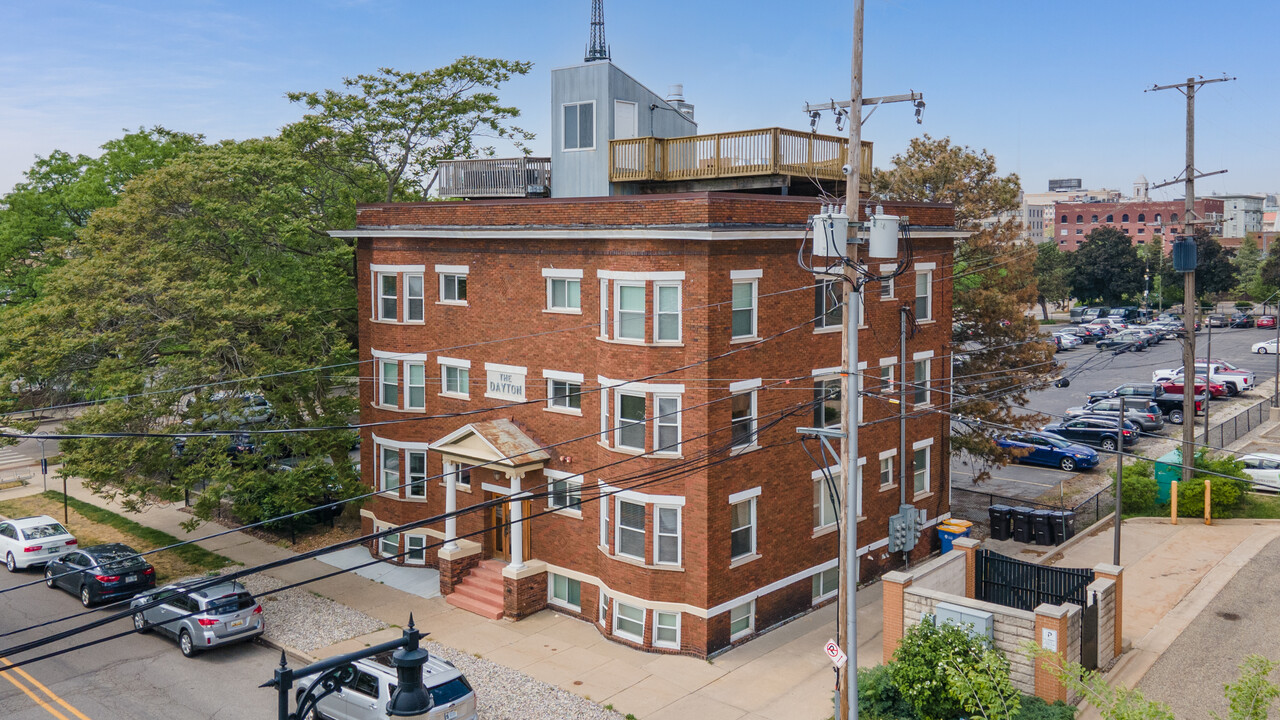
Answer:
[[445, 559, 508, 620], [445, 591, 504, 620]]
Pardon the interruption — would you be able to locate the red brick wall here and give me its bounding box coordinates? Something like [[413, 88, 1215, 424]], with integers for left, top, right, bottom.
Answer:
[[354, 193, 956, 655], [1053, 198, 1224, 250]]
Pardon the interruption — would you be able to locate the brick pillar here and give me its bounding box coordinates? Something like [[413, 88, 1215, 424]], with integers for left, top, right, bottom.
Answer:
[[1094, 563, 1124, 659], [1033, 604, 1072, 704], [954, 537, 980, 599], [502, 560, 548, 620], [881, 571, 912, 662], [437, 540, 482, 595]]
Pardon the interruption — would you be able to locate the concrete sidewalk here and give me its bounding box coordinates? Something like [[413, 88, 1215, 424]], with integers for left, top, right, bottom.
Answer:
[[3, 473, 882, 720]]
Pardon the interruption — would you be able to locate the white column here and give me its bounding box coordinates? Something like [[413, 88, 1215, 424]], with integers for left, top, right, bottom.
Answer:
[[443, 462, 459, 552], [508, 473, 525, 570]]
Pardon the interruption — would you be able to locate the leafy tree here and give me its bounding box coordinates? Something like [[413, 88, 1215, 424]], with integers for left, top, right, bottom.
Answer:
[[1215, 654, 1280, 720], [286, 57, 534, 202], [1070, 227, 1143, 305], [0, 128, 203, 306], [1034, 241, 1073, 318], [0, 137, 361, 526], [1193, 230, 1238, 298], [1233, 235, 1263, 297], [869, 134, 1021, 228], [951, 223, 1060, 480]]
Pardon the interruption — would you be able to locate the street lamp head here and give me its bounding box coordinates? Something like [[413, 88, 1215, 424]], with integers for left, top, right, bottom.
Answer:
[[385, 616, 433, 716]]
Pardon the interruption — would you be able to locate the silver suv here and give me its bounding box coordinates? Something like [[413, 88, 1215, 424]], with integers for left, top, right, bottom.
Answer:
[[130, 579, 264, 657], [295, 651, 477, 720]]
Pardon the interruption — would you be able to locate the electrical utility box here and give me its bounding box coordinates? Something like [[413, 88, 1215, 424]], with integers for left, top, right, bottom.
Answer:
[[867, 212, 901, 258], [811, 205, 849, 258], [934, 602, 995, 641], [888, 504, 923, 552]]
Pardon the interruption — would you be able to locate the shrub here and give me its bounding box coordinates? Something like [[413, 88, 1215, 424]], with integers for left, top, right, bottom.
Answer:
[[857, 664, 917, 719], [1013, 694, 1077, 719], [1176, 452, 1250, 518], [889, 616, 1020, 720], [1117, 461, 1158, 515]]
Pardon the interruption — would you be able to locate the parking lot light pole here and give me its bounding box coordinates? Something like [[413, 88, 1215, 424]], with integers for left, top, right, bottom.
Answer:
[[1204, 320, 1212, 438], [1114, 392, 1125, 566]]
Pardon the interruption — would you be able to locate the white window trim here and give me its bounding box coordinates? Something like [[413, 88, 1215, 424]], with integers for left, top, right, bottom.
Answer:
[[613, 601, 645, 643], [403, 273, 425, 323], [812, 470, 838, 533], [728, 378, 763, 393], [542, 268, 584, 279], [404, 361, 426, 411], [731, 279, 759, 340], [546, 378, 583, 415], [915, 269, 934, 322], [562, 100, 596, 152], [378, 530, 400, 559], [405, 450, 428, 500], [913, 445, 932, 498], [613, 281, 646, 343], [436, 356, 472, 369], [378, 445, 399, 496], [653, 281, 682, 343], [615, 497, 647, 562], [878, 264, 896, 300], [546, 469, 583, 515], [547, 573, 582, 611], [378, 360, 399, 409], [599, 278, 609, 339], [729, 600, 755, 641], [653, 611, 681, 650], [729, 496, 757, 564], [438, 271, 468, 306], [615, 390, 647, 452], [597, 270, 686, 282], [653, 505, 682, 567], [543, 369, 585, 383], [730, 269, 763, 280], [545, 275, 583, 314], [435, 264, 470, 275], [375, 272, 398, 322], [652, 394, 682, 456], [729, 390, 758, 452], [812, 567, 839, 604], [912, 356, 932, 408], [405, 534, 427, 565], [442, 460, 471, 491], [439, 364, 470, 400]]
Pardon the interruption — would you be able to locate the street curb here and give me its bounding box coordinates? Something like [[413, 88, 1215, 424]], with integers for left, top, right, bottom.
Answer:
[[257, 635, 318, 666]]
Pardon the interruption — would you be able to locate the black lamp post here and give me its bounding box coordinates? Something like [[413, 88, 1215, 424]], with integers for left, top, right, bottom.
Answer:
[[262, 615, 434, 719]]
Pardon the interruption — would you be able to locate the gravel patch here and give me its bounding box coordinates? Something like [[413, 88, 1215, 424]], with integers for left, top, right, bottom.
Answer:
[[424, 641, 626, 720], [221, 571, 387, 653]]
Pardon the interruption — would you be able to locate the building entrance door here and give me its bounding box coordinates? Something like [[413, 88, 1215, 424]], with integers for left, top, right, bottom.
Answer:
[[487, 493, 531, 563]]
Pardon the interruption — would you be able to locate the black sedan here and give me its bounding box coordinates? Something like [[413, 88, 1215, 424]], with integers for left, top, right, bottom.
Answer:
[[1042, 417, 1139, 451], [44, 543, 156, 607]]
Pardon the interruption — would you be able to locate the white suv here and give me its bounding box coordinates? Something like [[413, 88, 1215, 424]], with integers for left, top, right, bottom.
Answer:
[[0, 515, 78, 571], [295, 651, 477, 720]]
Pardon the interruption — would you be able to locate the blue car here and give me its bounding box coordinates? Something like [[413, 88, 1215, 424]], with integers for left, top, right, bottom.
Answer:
[[996, 432, 1100, 472]]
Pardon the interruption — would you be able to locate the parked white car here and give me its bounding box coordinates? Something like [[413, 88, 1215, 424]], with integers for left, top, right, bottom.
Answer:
[[1253, 339, 1279, 354], [294, 651, 477, 720], [0, 515, 78, 571], [1239, 453, 1280, 492]]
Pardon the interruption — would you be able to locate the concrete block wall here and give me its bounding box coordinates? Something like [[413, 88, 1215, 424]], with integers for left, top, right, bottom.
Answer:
[[904, 587, 1037, 692], [906, 550, 965, 594], [1089, 577, 1117, 669]]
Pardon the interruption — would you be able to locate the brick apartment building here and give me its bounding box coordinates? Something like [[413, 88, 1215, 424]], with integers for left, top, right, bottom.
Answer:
[[1053, 197, 1224, 250], [339, 192, 961, 656]]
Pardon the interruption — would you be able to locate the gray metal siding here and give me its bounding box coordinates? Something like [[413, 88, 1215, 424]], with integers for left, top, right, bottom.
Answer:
[[551, 62, 697, 198]]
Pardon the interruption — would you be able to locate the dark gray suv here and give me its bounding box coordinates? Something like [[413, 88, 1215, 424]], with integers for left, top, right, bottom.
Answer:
[[131, 579, 264, 657]]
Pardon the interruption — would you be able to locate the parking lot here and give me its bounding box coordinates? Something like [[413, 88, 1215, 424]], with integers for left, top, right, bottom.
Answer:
[[951, 321, 1280, 506]]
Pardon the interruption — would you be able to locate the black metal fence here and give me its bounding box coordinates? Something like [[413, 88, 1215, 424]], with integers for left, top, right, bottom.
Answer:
[[1199, 394, 1275, 449], [975, 549, 1094, 611]]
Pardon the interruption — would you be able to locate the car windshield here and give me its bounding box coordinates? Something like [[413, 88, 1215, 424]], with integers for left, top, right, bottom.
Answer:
[[22, 523, 68, 540], [205, 592, 256, 616]]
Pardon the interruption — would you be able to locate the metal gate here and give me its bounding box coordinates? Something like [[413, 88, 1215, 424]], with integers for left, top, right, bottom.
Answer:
[[1080, 601, 1099, 671], [974, 549, 1094, 612]]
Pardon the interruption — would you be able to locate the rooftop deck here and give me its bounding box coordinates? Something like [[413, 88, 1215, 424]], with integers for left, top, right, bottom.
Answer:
[[437, 157, 551, 199], [610, 128, 871, 190]]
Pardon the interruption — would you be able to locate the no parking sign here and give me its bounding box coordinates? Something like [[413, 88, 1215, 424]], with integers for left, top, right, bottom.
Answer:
[[824, 639, 848, 668]]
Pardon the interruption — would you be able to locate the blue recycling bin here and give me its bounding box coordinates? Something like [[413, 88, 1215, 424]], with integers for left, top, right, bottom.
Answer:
[[937, 524, 971, 554]]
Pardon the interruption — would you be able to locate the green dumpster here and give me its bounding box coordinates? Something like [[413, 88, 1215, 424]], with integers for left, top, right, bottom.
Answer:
[[1154, 448, 1183, 504]]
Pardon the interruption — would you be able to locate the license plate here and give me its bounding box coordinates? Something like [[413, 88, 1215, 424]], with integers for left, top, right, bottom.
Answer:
[[445, 711, 458, 720], [125, 575, 137, 583], [46, 548, 60, 554], [230, 619, 244, 628]]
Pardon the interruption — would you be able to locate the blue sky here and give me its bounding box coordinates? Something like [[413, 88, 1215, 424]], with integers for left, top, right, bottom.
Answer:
[[3, 0, 1277, 200]]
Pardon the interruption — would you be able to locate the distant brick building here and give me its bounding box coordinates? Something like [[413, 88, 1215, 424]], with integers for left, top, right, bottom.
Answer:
[[341, 192, 962, 656], [1053, 198, 1224, 250]]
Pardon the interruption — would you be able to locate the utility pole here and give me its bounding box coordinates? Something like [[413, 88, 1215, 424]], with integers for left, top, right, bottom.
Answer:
[[899, 306, 909, 568], [1113, 401, 1124, 566], [1204, 320, 1212, 438], [1147, 74, 1233, 490]]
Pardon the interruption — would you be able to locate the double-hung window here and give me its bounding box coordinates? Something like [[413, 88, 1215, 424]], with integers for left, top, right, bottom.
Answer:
[[405, 274, 424, 321], [616, 392, 646, 451], [731, 280, 758, 339], [878, 363, 895, 395], [379, 532, 399, 558], [813, 473, 837, 530], [405, 535, 427, 564], [613, 602, 644, 642], [729, 496, 756, 560], [654, 611, 680, 649], [437, 265, 468, 305], [549, 473, 582, 511], [406, 450, 427, 499], [729, 601, 754, 639], [880, 454, 894, 487], [915, 269, 933, 321], [563, 101, 595, 151], [914, 445, 931, 495], [380, 447, 398, 493], [654, 396, 680, 454], [378, 274, 397, 321], [616, 500, 646, 560], [730, 392, 756, 448], [913, 357, 931, 406], [814, 377, 842, 429], [615, 283, 645, 341], [880, 275, 894, 300], [405, 362, 426, 410], [444, 460, 471, 490], [812, 567, 838, 601], [655, 506, 681, 565], [379, 361, 398, 407], [655, 283, 681, 342], [815, 279, 842, 329]]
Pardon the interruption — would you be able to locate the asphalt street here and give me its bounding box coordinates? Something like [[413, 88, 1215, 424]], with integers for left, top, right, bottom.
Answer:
[[0, 567, 279, 720], [952, 322, 1280, 502]]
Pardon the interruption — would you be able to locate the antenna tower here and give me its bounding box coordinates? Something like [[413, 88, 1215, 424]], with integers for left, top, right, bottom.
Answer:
[[585, 0, 610, 62]]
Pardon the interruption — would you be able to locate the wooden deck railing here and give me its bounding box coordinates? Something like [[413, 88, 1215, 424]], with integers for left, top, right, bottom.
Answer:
[[438, 157, 552, 198], [610, 128, 871, 184]]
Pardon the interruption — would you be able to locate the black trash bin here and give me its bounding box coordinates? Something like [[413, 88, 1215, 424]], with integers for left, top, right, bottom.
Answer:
[[1050, 510, 1077, 543], [1032, 510, 1055, 546], [988, 505, 1013, 541], [1011, 506, 1035, 543]]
